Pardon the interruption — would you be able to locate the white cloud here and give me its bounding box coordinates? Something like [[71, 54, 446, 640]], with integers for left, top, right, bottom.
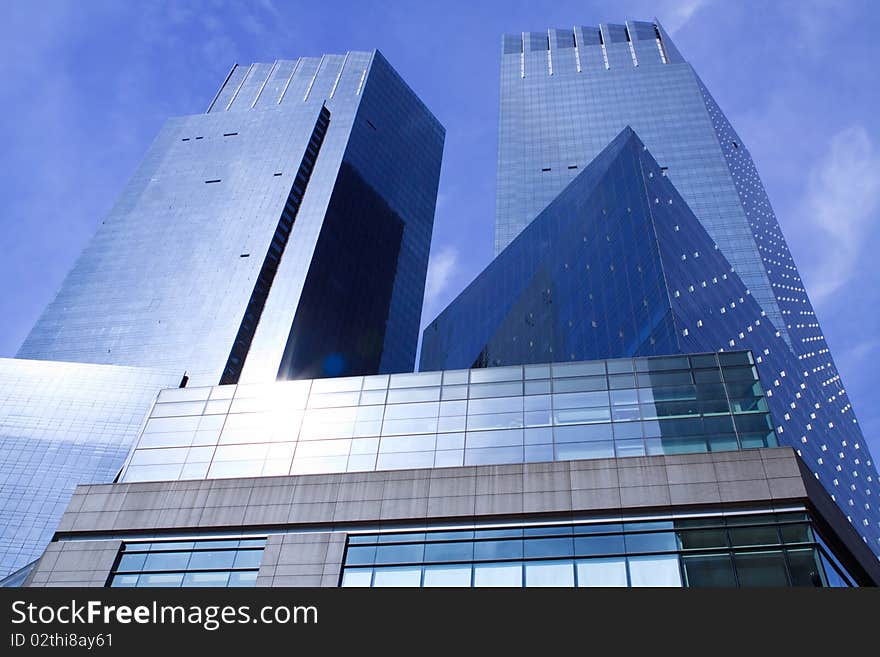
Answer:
[[424, 246, 458, 305], [800, 125, 880, 306], [657, 0, 708, 34]]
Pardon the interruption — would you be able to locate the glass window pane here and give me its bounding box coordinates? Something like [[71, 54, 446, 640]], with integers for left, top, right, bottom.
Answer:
[[117, 553, 147, 571], [734, 550, 789, 587], [576, 558, 627, 587], [785, 549, 824, 587], [467, 412, 524, 431], [423, 564, 472, 587], [780, 523, 813, 544], [143, 552, 190, 571], [110, 574, 139, 587], [552, 361, 605, 377], [424, 541, 474, 563], [473, 539, 523, 561], [182, 571, 229, 587], [436, 433, 464, 450], [525, 560, 575, 587], [555, 441, 614, 460], [624, 532, 678, 554], [188, 550, 236, 570], [523, 537, 574, 558], [554, 424, 612, 442], [372, 566, 422, 587], [341, 569, 373, 587], [470, 366, 522, 383], [465, 445, 523, 465], [525, 444, 554, 462], [374, 543, 425, 565], [469, 381, 522, 398], [681, 553, 737, 587], [628, 555, 682, 587], [233, 550, 263, 569], [228, 571, 258, 587], [678, 528, 728, 550], [136, 573, 183, 587], [387, 387, 440, 403], [729, 525, 780, 547], [466, 428, 523, 448], [442, 370, 469, 385], [433, 450, 463, 467], [473, 563, 522, 587], [574, 534, 625, 556]]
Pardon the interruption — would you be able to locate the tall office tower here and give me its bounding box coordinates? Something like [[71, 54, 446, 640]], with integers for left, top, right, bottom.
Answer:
[[1, 51, 443, 579], [424, 17, 880, 558], [18, 51, 444, 385], [23, 133, 880, 588]]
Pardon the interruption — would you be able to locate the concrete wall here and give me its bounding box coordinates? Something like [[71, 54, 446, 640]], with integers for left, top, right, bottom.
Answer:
[[28, 447, 867, 587]]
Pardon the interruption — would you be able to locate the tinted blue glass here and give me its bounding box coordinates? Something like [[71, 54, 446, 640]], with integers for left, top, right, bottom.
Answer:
[[420, 20, 880, 556], [2, 50, 445, 577], [474, 540, 524, 561], [424, 542, 474, 563], [524, 537, 574, 558]]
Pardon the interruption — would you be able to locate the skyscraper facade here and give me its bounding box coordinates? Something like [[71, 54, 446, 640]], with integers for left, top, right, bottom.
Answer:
[[425, 21, 879, 557], [0, 358, 180, 577], [18, 51, 444, 386], [1, 51, 443, 578], [21, 135, 880, 587], [14, 23, 880, 590]]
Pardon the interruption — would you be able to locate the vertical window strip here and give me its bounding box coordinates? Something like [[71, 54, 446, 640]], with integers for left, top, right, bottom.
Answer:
[[329, 52, 349, 99], [547, 30, 553, 76], [303, 55, 326, 102], [520, 32, 525, 78], [251, 60, 278, 109], [356, 67, 367, 95], [219, 106, 331, 385], [573, 27, 582, 73], [225, 63, 254, 111], [206, 63, 238, 114], [626, 27, 638, 67], [655, 25, 669, 64], [598, 30, 609, 70], [277, 58, 301, 105]]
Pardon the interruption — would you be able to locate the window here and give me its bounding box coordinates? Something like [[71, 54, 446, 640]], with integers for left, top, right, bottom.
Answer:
[[576, 557, 627, 587], [628, 555, 682, 587], [108, 538, 265, 587], [474, 563, 523, 587], [339, 511, 837, 588]]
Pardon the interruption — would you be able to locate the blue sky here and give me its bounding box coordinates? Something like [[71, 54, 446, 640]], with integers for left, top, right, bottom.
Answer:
[[1, 0, 878, 457]]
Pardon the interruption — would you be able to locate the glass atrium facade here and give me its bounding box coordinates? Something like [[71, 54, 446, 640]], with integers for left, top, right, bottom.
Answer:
[[118, 351, 774, 483], [0, 359, 180, 576], [486, 20, 880, 557]]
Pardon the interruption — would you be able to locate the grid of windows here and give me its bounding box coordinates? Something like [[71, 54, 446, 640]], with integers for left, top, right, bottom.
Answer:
[[108, 538, 265, 588], [120, 351, 775, 483], [340, 511, 842, 588], [492, 18, 880, 556]]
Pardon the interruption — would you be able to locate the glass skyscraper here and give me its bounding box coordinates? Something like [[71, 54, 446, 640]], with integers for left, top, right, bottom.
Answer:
[[423, 21, 879, 558], [11, 23, 880, 590], [18, 51, 444, 386], [1, 51, 443, 578]]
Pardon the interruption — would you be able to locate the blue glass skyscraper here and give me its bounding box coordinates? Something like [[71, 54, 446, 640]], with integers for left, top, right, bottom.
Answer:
[[18, 51, 444, 386], [1, 51, 443, 578], [424, 21, 879, 558]]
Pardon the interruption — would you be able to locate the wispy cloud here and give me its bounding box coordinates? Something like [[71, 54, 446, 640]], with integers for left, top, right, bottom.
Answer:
[[657, 0, 709, 34], [800, 124, 880, 307], [424, 246, 459, 307]]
